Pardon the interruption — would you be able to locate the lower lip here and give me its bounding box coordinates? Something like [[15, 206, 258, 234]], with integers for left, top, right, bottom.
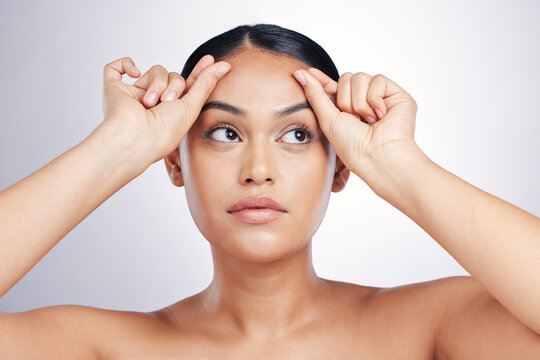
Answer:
[[228, 208, 286, 224]]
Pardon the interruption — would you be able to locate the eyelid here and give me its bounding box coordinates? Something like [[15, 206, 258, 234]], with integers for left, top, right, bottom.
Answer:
[[204, 123, 242, 142], [279, 123, 315, 145]]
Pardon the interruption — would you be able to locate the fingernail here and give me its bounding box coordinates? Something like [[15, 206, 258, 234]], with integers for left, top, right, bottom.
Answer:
[[164, 91, 177, 101], [293, 71, 307, 86], [215, 63, 231, 78], [375, 108, 383, 119], [365, 115, 376, 123], [146, 91, 158, 105]]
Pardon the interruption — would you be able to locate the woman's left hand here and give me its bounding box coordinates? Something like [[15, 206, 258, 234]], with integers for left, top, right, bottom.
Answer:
[[292, 68, 420, 185]]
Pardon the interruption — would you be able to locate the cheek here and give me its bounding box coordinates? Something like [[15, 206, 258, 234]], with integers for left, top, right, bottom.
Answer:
[[282, 146, 334, 233], [182, 146, 233, 228]]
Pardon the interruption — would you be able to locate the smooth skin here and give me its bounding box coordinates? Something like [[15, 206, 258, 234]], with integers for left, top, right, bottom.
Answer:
[[0, 46, 539, 359]]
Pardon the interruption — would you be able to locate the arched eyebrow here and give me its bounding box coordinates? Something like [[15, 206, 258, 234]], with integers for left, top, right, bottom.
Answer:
[[200, 100, 313, 118]]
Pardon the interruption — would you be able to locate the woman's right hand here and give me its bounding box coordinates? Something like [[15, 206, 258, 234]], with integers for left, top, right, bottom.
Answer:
[[100, 55, 231, 165]]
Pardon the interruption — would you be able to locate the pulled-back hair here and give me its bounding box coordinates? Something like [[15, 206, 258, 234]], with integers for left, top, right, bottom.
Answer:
[[180, 24, 339, 82]]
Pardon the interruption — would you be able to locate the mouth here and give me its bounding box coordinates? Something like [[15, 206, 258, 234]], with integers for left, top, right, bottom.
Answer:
[[228, 207, 286, 224], [227, 195, 287, 213], [227, 195, 287, 224]]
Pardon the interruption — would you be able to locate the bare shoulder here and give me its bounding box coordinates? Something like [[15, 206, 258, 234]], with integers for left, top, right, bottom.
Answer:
[[0, 304, 137, 359], [429, 276, 540, 359], [348, 276, 474, 359], [1, 303, 180, 359]]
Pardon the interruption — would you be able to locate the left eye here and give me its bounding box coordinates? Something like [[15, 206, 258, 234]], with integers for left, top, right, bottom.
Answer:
[[208, 128, 240, 142], [281, 129, 308, 144]]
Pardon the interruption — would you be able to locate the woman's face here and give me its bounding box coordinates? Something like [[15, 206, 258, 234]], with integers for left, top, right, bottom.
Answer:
[[166, 48, 349, 262]]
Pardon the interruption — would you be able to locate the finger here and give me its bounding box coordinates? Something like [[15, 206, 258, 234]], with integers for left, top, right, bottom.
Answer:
[[180, 61, 231, 120], [336, 72, 354, 114], [160, 72, 186, 102], [367, 74, 416, 119], [133, 65, 169, 107], [183, 54, 215, 95], [366, 74, 389, 119], [307, 67, 337, 101], [292, 69, 341, 137], [103, 57, 141, 87], [351, 73, 378, 124]]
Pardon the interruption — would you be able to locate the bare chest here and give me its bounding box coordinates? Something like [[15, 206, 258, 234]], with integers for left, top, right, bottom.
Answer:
[[102, 315, 434, 359]]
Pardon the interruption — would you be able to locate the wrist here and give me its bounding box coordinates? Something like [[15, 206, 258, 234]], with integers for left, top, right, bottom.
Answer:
[[362, 141, 435, 213], [84, 120, 155, 176]]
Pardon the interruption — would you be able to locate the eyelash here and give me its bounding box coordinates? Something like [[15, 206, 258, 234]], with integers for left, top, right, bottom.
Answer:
[[203, 122, 315, 145]]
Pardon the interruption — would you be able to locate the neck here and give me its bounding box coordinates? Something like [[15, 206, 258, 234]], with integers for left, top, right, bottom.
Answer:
[[198, 240, 328, 340]]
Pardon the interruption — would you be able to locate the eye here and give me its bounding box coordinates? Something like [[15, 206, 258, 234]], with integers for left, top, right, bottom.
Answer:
[[205, 124, 240, 143], [280, 126, 314, 145]]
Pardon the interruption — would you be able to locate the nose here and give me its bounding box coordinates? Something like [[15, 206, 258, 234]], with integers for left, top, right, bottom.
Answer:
[[239, 138, 276, 185]]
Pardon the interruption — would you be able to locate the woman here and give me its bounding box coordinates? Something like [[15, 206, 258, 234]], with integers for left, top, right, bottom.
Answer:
[[0, 23, 539, 358]]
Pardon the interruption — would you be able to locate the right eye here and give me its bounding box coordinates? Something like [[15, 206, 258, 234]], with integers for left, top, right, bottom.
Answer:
[[205, 125, 240, 143]]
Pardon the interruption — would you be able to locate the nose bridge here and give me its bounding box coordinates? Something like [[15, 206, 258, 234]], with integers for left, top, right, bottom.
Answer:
[[240, 134, 276, 185]]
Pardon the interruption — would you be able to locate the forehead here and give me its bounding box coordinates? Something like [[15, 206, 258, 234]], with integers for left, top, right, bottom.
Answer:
[[205, 49, 310, 111]]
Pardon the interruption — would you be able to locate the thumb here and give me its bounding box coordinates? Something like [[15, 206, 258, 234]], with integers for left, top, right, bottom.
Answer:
[[292, 69, 341, 138], [150, 61, 231, 126], [182, 61, 231, 120]]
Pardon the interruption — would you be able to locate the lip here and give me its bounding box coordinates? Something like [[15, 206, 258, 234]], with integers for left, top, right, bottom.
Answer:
[[227, 195, 287, 224]]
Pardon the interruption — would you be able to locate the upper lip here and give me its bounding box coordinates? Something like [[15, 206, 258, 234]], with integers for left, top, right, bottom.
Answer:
[[227, 195, 287, 213]]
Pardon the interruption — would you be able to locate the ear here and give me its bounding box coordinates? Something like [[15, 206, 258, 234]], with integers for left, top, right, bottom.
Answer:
[[163, 147, 184, 187], [331, 155, 350, 192]]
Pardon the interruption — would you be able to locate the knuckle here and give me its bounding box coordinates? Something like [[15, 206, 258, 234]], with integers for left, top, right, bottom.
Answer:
[[121, 56, 134, 64], [103, 61, 113, 71], [338, 101, 353, 113], [352, 101, 371, 115], [169, 72, 185, 84], [350, 74, 370, 89], [104, 57, 130, 69], [151, 78, 168, 90], [366, 93, 379, 104], [178, 76, 186, 86], [352, 72, 371, 79], [150, 64, 168, 74]]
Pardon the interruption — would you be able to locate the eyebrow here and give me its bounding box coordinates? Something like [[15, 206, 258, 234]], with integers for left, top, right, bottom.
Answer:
[[200, 100, 313, 118]]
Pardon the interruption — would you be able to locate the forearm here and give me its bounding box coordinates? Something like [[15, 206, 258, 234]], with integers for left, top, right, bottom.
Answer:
[[0, 122, 152, 298], [367, 142, 540, 335]]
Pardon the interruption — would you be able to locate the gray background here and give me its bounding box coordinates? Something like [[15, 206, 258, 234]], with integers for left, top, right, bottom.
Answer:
[[1, 0, 538, 313]]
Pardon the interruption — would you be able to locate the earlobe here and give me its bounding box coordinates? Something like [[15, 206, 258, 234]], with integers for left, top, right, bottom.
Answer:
[[331, 156, 350, 192], [170, 164, 185, 187], [163, 149, 184, 187]]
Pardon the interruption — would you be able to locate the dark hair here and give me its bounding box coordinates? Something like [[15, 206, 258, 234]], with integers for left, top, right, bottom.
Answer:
[[180, 24, 339, 82]]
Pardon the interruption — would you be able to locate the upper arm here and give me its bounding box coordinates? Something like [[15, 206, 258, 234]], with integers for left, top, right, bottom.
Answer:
[[434, 276, 540, 360], [0, 305, 100, 359]]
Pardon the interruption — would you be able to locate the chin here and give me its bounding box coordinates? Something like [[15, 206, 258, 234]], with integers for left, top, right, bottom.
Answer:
[[207, 230, 311, 263]]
